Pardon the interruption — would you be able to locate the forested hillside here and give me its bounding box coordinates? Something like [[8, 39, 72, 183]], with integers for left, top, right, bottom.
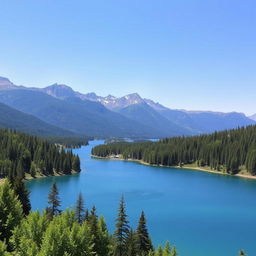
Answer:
[[0, 102, 78, 137], [0, 129, 81, 180], [92, 125, 256, 175]]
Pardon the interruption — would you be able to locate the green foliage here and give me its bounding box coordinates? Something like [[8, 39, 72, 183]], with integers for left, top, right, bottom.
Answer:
[[75, 192, 85, 224], [0, 180, 247, 256], [0, 241, 11, 256], [47, 181, 61, 218], [0, 181, 23, 248], [239, 250, 247, 256], [136, 211, 153, 255], [113, 196, 130, 256], [12, 178, 31, 215], [92, 125, 256, 175], [0, 129, 81, 179]]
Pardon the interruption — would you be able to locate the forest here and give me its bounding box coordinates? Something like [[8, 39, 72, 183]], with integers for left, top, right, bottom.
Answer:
[[0, 129, 81, 180], [0, 180, 248, 256], [92, 125, 256, 175]]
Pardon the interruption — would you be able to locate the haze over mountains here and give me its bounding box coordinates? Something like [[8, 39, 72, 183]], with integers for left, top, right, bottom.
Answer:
[[0, 76, 255, 138]]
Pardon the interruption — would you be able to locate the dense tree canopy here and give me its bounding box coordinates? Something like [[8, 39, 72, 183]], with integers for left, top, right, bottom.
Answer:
[[0, 180, 180, 256], [0, 180, 249, 255], [0, 129, 81, 180], [92, 125, 256, 175]]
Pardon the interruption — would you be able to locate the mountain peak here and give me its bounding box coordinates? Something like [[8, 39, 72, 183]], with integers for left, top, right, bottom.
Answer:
[[106, 94, 116, 100], [0, 76, 16, 90], [43, 83, 75, 98], [121, 93, 143, 105], [249, 114, 256, 121], [124, 93, 142, 99]]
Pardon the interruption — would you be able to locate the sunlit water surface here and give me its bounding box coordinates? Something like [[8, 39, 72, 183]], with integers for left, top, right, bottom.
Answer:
[[26, 140, 256, 256]]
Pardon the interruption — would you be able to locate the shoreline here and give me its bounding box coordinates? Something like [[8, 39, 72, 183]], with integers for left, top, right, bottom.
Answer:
[[92, 155, 256, 181], [24, 170, 79, 182], [0, 170, 79, 185]]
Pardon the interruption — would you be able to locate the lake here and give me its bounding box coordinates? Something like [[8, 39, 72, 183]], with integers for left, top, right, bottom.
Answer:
[[26, 140, 256, 256]]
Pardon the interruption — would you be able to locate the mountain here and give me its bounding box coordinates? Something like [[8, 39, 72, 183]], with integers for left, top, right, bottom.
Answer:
[[0, 89, 161, 138], [42, 83, 77, 99], [0, 102, 76, 137], [0, 77, 18, 90], [0, 76, 254, 138], [117, 102, 193, 136], [249, 114, 256, 121], [83, 92, 145, 110]]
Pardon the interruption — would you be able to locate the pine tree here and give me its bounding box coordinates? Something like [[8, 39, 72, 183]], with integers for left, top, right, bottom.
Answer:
[[13, 178, 31, 215], [163, 242, 171, 256], [239, 250, 247, 256], [171, 246, 177, 256], [47, 181, 61, 218], [89, 206, 101, 254], [72, 155, 81, 172], [113, 196, 130, 256], [136, 211, 153, 255], [97, 216, 111, 256], [0, 241, 11, 256], [0, 180, 23, 248], [75, 192, 85, 224], [126, 229, 138, 256], [30, 161, 37, 177]]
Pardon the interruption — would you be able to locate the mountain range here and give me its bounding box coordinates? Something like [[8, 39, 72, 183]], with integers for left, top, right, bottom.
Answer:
[[0, 76, 254, 138]]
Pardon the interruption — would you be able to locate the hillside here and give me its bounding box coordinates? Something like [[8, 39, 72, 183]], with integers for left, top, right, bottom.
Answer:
[[0, 129, 81, 180], [0, 89, 160, 138], [0, 76, 254, 138], [117, 102, 193, 136], [92, 125, 256, 176], [0, 102, 79, 137]]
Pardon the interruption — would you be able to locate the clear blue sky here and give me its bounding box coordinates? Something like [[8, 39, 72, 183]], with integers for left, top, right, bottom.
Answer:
[[0, 0, 255, 115]]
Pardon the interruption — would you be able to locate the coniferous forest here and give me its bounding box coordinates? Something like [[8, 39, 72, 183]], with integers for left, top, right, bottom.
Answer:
[[0, 180, 248, 256], [0, 180, 179, 256], [92, 125, 256, 176], [0, 129, 81, 181]]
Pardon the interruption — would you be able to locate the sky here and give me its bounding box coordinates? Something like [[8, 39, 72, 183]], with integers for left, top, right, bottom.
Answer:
[[0, 0, 255, 115]]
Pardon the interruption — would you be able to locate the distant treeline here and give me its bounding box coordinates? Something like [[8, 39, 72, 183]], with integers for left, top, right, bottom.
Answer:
[[0, 129, 81, 180], [46, 136, 90, 148], [92, 125, 256, 175]]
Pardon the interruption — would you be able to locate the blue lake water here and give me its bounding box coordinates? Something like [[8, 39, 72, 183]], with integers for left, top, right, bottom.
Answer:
[[26, 140, 256, 256]]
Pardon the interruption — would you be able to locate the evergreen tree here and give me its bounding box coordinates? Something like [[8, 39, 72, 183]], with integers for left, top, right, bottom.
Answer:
[[171, 246, 178, 256], [155, 246, 163, 256], [75, 192, 85, 224], [239, 250, 247, 256], [126, 229, 138, 256], [47, 181, 61, 218], [136, 211, 153, 255], [92, 125, 256, 177], [72, 155, 81, 172], [97, 216, 111, 256], [13, 178, 31, 215], [0, 241, 11, 256], [113, 196, 130, 256], [29, 161, 37, 177], [0, 180, 23, 248], [87, 206, 100, 255], [163, 242, 171, 256]]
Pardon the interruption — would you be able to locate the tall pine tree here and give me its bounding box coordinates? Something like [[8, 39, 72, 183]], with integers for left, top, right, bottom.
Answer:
[[12, 178, 31, 216], [136, 211, 153, 255], [113, 196, 130, 256], [46, 181, 61, 218], [75, 192, 85, 224]]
